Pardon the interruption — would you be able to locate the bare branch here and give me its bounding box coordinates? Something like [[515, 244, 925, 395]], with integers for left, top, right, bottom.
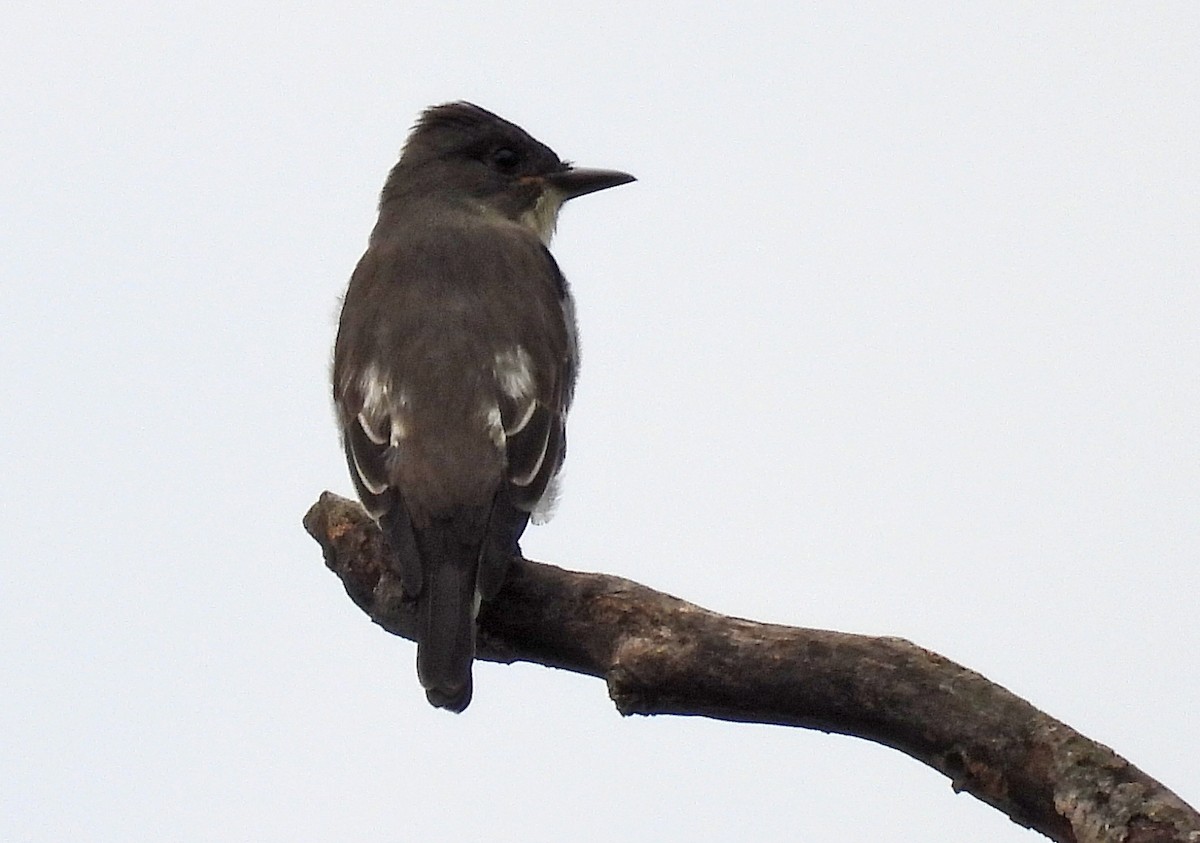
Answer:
[[304, 491, 1198, 843]]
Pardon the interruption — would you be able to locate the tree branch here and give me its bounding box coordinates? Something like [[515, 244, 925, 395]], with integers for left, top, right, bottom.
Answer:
[[303, 491, 1198, 843]]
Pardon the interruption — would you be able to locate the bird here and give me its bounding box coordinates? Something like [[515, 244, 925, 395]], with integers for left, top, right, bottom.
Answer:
[[332, 102, 634, 712]]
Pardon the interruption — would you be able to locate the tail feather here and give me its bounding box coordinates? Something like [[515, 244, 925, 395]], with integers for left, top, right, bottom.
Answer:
[[413, 523, 479, 713], [476, 490, 528, 601]]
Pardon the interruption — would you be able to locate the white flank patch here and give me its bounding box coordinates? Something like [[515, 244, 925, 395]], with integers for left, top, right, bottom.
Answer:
[[389, 418, 407, 447], [484, 403, 505, 448], [531, 473, 562, 525], [357, 363, 409, 448], [494, 346, 535, 401], [359, 363, 388, 416]]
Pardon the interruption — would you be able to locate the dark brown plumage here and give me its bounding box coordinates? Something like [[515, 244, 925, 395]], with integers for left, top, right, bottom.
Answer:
[[332, 103, 633, 711]]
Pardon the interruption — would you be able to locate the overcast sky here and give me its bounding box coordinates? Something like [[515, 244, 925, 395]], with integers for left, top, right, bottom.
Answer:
[[3, 4, 1197, 841]]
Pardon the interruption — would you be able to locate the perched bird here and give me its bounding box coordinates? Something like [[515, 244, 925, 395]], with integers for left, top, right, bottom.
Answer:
[[332, 102, 634, 712]]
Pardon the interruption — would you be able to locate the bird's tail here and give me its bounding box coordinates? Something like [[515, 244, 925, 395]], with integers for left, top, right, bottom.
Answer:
[[412, 521, 479, 713]]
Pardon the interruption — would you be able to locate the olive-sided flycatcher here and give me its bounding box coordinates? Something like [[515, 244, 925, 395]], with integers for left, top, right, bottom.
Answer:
[[333, 102, 634, 712]]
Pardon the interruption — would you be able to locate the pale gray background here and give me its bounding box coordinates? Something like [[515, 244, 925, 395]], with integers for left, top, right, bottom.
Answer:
[[3, 4, 1196, 841]]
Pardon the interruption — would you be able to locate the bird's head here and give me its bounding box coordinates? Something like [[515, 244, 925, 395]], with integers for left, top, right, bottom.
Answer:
[[382, 102, 635, 244]]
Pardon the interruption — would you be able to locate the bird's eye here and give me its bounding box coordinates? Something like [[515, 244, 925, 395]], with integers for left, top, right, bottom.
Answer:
[[490, 147, 521, 172]]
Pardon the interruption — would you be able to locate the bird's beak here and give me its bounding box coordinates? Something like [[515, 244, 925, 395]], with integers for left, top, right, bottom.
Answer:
[[546, 167, 636, 201]]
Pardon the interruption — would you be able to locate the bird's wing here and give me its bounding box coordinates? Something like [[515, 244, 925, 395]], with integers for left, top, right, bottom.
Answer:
[[336, 359, 406, 511], [496, 375, 564, 513], [489, 308, 570, 516]]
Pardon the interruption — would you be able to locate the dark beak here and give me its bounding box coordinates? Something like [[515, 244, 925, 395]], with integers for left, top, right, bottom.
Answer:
[[546, 167, 636, 200]]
